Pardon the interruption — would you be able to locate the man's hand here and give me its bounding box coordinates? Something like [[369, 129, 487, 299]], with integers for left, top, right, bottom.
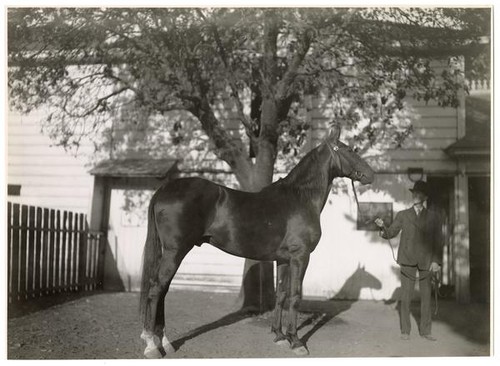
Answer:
[[374, 218, 385, 228], [429, 262, 440, 272]]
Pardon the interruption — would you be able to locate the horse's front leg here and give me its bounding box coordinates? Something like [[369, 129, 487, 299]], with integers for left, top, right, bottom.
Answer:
[[286, 249, 310, 356], [271, 262, 290, 345]]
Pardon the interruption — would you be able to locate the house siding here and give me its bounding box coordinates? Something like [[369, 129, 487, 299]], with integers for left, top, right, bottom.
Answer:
[[7, 111, 93, 213]]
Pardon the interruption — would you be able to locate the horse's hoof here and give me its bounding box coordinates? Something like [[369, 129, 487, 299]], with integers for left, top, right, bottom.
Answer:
[[144, 347, 163, 359], [292, 346, 309, 356], [275, 338, 290, 347], [163, 342, 175, 354]]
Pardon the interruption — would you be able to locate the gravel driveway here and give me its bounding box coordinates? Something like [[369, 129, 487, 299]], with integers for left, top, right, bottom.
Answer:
[[7, 290, 490, 359]]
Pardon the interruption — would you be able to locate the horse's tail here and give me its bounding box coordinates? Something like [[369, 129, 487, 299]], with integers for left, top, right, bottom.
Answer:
[[139, 199, 162, 321]]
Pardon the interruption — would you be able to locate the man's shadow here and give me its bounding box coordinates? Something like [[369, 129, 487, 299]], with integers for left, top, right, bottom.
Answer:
[[297, 264, 382, 345]]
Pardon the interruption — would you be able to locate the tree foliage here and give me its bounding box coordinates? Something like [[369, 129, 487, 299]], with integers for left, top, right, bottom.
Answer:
[[8, 8, 490, 181]]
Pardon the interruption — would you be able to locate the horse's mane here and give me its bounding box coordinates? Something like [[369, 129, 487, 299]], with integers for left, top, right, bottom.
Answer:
[[270, 144, 333, 201]]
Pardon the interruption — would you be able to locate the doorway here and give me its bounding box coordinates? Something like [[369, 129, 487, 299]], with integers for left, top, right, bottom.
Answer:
[[426, 176, 455, 288], [468, 176, 491, 303]]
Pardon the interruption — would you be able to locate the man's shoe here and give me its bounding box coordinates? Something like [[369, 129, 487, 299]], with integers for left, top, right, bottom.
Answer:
[[400, 334, 410, 340], [421, 334, 437, 341]]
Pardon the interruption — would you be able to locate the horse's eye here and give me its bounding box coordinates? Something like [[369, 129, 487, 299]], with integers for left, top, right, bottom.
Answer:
[[353, 147, 360, 153]]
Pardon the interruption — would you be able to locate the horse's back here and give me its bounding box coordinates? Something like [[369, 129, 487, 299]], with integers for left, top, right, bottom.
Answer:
[[204, 184, 312, 260]]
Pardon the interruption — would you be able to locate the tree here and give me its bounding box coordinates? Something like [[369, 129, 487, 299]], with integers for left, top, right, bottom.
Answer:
[[7, 7, 490, 312]]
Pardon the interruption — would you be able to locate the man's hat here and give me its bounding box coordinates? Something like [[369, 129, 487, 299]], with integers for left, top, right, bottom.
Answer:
[[409, 180, 429, 196]]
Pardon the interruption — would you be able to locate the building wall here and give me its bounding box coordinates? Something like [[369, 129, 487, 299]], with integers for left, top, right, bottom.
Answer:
[[7, 110, 93, 213]]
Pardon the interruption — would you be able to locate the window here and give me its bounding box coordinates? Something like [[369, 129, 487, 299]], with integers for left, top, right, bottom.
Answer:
[[357, 202, 393, 231], [7, 184, 21, 196]]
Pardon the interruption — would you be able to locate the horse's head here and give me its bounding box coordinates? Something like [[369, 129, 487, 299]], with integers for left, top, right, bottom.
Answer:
[[334, 263, 382, 300], [352, 263, 382, 291], [324, 126, 375, 185]]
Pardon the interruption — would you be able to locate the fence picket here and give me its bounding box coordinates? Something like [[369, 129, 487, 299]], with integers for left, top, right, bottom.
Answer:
[[54, 210, 61, 292], [61, 211, 68, 291], [76, 214, 84, 289], [41, 208, 50, 294], [8, 203, 12, 302], [27, 206, 36, 297], [19, 206, 28, 300], [48, 209, 56, 293], [11, 204, 20, 302], [35, 207, 43, 296], [95, 234, 100, 288], [68, 212, 75, 290]]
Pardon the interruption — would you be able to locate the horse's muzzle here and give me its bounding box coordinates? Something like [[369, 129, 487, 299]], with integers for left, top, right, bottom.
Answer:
[[353, 170, 374, 185]]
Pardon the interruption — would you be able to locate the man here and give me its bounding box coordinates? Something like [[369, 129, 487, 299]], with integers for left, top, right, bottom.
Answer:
[[375, 180, 443, 341]]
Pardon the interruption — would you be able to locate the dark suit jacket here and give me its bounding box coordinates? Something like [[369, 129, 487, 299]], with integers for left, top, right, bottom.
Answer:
[[381, 207, 443, 270]]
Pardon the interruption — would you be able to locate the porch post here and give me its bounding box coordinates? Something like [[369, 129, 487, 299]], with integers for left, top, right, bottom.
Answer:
[[89, 176, 111, 289], [453, 164, 470, 303]]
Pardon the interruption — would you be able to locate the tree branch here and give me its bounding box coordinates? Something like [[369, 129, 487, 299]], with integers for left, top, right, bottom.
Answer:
[[188, 94, 254, 184], [276, 29, 314, 102], [60, 86, 129, 118], [208, 19, 257, 140]]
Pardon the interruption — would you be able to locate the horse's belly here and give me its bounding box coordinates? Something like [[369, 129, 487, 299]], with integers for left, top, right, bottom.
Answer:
[[205, 218, 285, 261]]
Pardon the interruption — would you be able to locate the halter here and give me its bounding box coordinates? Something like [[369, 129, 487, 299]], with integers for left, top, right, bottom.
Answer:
[[325, 140, 362, 213]]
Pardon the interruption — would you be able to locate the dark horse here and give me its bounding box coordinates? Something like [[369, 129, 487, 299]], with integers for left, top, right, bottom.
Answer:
[[139, 126, 375, 357]]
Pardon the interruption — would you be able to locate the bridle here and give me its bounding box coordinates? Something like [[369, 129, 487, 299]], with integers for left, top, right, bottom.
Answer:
[[325, 140, 362, 213]]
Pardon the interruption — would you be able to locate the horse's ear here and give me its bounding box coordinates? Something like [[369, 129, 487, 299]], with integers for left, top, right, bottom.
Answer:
[[328, 124, 341, 142]]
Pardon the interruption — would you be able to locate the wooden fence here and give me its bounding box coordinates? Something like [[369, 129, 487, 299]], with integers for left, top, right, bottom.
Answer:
[[7, 202, 104, 303]]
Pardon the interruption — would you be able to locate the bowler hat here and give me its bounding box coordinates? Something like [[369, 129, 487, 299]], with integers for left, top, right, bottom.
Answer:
[[409, 180, 429, 196]]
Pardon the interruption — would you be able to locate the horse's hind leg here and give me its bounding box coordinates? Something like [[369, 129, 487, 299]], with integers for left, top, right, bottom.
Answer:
[[286, 251, 310, 356], [271, 262, 290, 346], [142, 246, 192, 358]]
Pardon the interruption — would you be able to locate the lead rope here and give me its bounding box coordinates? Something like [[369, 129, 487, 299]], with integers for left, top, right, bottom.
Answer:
[[350, 180, 439, 315]]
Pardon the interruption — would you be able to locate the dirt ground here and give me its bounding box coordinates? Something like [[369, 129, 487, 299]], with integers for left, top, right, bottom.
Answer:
[[7, 290, 490, 359]]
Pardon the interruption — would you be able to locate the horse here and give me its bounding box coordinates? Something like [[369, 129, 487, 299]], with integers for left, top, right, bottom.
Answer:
[[139, 125, 375, 358]]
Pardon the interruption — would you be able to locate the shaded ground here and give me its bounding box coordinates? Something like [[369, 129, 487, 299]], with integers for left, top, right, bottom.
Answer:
[[7, 290, 490, 359]]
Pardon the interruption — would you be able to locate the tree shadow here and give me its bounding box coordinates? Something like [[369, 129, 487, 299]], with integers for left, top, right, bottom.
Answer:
[[432, 300, 490, 345], [170, 309, 255, 351], [297, 264, 382, 345]]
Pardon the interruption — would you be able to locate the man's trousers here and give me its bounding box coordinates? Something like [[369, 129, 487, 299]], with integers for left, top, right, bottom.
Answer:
[[400, 265, 432, 336]]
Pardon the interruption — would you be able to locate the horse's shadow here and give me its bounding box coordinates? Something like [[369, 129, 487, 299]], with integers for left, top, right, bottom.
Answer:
[[169, 264, 381, 352], [297, 264, 381, 345], [170, 309, 255, 351]]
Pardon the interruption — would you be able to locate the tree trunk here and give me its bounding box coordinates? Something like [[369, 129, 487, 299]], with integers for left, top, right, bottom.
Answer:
[[238, 260, 275, 313], [235, 98, 280, 313], [234, 13, 283, 313], [235, 174, 276, 313], [235, 170, 277, 313]]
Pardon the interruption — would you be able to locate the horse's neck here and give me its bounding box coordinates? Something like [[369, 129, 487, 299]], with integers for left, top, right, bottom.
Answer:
[[335, 273, 364, 299], [280, 147, 337, 210]]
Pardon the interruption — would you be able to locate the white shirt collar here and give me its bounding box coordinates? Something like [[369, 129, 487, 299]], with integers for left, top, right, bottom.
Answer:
[[413, 201, 427, 214]]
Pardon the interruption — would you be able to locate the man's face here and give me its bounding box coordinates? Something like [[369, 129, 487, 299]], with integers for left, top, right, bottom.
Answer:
[[412, 191, 427, 205]]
